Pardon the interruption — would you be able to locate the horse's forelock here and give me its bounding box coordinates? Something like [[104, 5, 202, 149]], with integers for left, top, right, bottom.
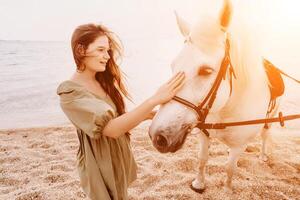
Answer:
[[190, 15, 225, 54]]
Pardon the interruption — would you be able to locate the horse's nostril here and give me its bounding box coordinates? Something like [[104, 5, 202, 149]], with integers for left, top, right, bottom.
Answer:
[[155, 134, 168, 147]]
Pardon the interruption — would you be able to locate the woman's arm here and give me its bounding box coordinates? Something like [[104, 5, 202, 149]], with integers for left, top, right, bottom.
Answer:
[[102, 72, 185, 138], [144, 110, 157, 121]]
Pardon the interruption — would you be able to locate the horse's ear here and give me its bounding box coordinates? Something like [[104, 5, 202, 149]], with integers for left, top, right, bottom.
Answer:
[[175, 11, 190, 37], [219, 0, 232, 31]]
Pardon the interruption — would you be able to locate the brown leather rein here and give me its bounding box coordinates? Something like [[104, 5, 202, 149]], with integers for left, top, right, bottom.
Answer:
[[172, 38, 300, 137]]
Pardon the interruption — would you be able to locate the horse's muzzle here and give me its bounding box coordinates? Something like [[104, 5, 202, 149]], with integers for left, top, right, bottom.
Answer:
[[150, 126, 191, 153], [150, 130, 170, 153], [154, 134, 168, 148]]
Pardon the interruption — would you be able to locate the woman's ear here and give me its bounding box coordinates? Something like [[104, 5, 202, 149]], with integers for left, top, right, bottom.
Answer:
[[77, 44, 85, 56]]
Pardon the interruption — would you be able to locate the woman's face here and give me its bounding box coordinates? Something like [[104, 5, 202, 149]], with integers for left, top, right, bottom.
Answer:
[[82, 35, 110, 72]]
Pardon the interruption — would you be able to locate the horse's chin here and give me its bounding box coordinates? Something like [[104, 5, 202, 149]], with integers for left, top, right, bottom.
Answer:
[[154, 128, 190, 153]]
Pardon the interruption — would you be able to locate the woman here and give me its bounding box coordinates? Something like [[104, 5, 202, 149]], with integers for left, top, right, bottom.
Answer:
[[57, 23, 185, 200]]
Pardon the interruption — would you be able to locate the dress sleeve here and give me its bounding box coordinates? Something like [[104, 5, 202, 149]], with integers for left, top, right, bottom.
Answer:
[[58, 89, 115, 139]]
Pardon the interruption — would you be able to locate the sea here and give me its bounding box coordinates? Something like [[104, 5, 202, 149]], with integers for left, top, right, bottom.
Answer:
[[0, 38, 180, 129], [1, 38, 300, 130]]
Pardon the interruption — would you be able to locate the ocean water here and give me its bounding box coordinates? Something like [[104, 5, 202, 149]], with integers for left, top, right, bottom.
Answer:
[[0, 40, 73, 129], [1, 38, 300, 130], [0, 38, 180, 129]]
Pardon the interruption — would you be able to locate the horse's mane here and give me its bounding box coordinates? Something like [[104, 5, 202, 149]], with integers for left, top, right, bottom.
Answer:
[[223, 17, 270, 118]]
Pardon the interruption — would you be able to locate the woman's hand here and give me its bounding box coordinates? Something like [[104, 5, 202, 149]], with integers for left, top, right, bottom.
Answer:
[[102, 72, 185, 138], [150, 72, 185, 105]]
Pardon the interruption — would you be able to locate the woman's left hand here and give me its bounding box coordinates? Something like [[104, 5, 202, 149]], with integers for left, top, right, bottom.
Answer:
[[150, 72, 185, 105]]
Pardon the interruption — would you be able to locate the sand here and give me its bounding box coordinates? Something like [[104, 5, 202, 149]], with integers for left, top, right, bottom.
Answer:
[[0, 126, 299, 200]]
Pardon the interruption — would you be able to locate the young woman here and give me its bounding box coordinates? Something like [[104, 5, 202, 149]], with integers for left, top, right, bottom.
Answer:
[[57, 23, 185, 200]]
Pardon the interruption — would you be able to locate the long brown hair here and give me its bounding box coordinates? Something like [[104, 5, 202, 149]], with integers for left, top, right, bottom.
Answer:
[[71, 23, 130, 116]]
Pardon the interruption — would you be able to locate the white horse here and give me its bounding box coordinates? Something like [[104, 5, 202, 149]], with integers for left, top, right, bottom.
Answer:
[[149, 0, 280, 192]]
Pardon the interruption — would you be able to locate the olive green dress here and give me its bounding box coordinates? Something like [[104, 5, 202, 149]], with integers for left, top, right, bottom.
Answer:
[[57, 80, 137, 200]]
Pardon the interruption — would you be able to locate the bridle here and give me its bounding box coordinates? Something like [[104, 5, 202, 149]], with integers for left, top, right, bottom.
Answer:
[[172, 36, 300, 137], [173, 36, 235, 136]]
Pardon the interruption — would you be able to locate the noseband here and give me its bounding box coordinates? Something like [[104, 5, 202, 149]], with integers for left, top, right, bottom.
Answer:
[[172, 37, 236, 136]]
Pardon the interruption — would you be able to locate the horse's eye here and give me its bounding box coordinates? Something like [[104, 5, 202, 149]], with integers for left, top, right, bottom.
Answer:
[[198, 66, 214, 76]]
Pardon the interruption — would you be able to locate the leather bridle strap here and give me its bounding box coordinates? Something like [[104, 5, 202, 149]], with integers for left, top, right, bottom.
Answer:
[[172, 38, 232, 123], [198, 39, 231, 110], [172, 96, 205, 119], [171, 37, 234, 137]]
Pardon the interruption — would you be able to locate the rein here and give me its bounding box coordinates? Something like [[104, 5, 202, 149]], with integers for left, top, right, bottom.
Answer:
[[197, 112, 300, 129], [172, 36, 300, 137]]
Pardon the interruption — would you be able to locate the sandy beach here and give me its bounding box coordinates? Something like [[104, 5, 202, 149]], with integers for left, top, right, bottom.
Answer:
[[0, 125, 299, 200]]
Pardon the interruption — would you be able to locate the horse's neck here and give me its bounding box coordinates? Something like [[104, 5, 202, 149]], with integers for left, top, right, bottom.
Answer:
[[220, 29, 270, 118], [219, 66, 270, 121]]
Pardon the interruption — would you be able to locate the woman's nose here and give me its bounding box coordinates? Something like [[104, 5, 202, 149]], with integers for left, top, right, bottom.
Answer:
[[104, 51, 110, 60]]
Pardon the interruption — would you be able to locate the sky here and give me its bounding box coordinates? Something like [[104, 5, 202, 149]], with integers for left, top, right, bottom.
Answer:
[[1, 0, 300, 41], [0, 0, 300, 74], [0, 0, 202, 41]]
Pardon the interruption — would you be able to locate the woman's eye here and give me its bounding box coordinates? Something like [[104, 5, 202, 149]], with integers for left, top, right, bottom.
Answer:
[[198, 66, 214, 76]]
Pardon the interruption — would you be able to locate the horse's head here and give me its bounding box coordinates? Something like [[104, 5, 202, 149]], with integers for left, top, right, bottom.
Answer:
[[149, 0, 234, 153]]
